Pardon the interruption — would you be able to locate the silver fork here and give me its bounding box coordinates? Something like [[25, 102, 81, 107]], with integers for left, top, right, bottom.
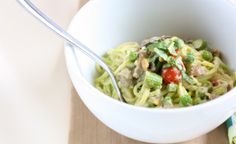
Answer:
[[17, 0, 126, 103]]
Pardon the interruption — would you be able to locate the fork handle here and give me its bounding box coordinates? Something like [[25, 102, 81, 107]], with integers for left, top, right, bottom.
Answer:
[[17, 0, 125, 102]]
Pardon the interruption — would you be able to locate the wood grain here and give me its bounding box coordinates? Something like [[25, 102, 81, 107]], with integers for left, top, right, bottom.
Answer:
[[69, 88, 228, 144]]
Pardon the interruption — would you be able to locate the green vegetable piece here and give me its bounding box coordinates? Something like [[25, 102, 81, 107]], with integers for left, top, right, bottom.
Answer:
[[180, 95, 193, 106], [195, 90, 206, 99], [167, 42, 177, 56], [164, 38, 171, 45], [149, 54, 158, 63], [163, 96, 173, 108], [167, 56, 176, 64], [162, 63, 172, 69], [184, 53, 195, 64], [177, 83, 188, 97], [181, 71, 195, 84], [192, 39, 207, 50], [197, 86, 208, 94], [147, 42, 167, 51], [167, 83, 177, 92], [146, 43, 156, 51], [157, 41, 168, 50], [153, 48, 168, 61], [144, 71, 163, 88], [202, 50, 213, 61], [129, 51, 138, 62], [177, 83, 193, 106], [174, 38, 185, 48]]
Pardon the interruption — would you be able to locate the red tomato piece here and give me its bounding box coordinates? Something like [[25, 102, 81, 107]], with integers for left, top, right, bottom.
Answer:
[[171, 48, 180, 57], [162, 67, 182, 84], [175, 48, 181, 54]]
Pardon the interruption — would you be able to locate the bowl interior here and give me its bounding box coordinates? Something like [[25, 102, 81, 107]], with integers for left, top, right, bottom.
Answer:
[[69, 0, 236, 85]]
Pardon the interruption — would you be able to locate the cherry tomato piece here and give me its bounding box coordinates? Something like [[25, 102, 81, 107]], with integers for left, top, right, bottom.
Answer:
[[175, 48, 181, 54], [162, 67, 182, 84], [171, 48, 181, 57]]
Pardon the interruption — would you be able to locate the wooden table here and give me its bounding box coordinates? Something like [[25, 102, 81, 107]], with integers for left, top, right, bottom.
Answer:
[[68, 89, 228, 144]]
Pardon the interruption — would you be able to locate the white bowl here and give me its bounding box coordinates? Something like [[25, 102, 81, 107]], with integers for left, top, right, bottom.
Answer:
[[65, 0, 236, 143]]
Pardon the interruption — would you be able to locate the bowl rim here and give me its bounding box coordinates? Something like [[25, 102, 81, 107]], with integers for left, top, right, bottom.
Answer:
[[65, 0, 236, 114]]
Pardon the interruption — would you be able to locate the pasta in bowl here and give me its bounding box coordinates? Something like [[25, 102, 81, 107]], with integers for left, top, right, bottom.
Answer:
[[95, 36, 236, 108]]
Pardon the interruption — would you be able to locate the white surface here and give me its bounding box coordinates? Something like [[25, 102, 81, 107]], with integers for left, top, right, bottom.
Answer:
[[65, 0, 236, 143], [0, 0, 79, 144]]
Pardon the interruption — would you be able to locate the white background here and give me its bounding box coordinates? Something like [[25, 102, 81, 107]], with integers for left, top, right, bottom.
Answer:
[[0, 0, 79, 143]]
